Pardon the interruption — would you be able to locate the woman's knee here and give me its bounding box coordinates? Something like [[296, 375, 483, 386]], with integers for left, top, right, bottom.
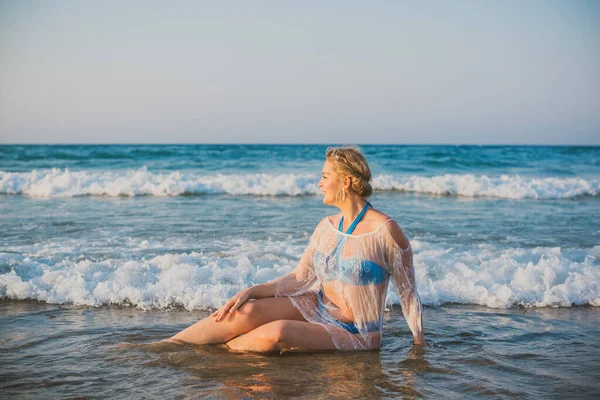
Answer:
[[230, 300, 272, 329], [237, 300, 262, 320], [226, 320, 289, 352], [230, 297, 302, 330], [264, 320, 292, 345], [233, 320, 289, 352]]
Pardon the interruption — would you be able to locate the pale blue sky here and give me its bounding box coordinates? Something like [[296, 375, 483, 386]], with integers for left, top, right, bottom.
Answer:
[[0, 1, 598, 144]]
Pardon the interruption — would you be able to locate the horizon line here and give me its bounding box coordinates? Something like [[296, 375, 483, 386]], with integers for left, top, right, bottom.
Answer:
[[1, 143, 599, 147]]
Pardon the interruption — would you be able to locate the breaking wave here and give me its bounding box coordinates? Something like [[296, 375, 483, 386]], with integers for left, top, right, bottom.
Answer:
[[1, 238, 598, 309], [1, 167, 598, 199]]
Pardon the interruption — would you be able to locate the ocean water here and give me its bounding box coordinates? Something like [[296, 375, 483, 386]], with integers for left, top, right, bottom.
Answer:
[[1, 144, 599, 398]]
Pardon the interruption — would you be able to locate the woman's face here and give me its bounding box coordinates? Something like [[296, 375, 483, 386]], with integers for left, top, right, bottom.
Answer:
[[318, 159, 344, 205]]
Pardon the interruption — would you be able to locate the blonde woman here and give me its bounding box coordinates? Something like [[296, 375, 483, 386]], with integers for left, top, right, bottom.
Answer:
[[167, 146, 424, 351]]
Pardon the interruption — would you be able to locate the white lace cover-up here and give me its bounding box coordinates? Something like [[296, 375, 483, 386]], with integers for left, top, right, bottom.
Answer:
[[268, 217, 423, 350]]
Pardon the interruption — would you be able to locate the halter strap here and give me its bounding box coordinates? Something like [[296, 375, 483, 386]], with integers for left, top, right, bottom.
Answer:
[[338, 202, 372, 235]]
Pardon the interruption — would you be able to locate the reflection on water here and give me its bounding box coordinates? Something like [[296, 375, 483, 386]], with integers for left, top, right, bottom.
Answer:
[[136, 342, 430, 399], [1, 302, 599, 399]]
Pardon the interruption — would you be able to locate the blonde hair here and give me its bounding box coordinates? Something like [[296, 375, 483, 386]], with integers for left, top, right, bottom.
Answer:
[[325, 145, 373, 198]]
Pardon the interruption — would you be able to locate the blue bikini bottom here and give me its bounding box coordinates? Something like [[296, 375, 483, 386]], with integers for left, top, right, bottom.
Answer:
[[316, 290, 380, 334]]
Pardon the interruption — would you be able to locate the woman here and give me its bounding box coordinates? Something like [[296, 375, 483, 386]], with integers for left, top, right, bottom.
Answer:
[[167, 146, 424, 351]]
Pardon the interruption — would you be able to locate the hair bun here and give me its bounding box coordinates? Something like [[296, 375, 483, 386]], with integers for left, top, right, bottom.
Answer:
[[325, 145, 373, 198]]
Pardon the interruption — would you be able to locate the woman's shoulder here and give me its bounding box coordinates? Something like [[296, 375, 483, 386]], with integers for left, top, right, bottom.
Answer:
[[312, 215, 335, 235], [366, 208, 392, 224], [368, 210, 410, 251], [323, 212, 342, 228], [318, 209, 410, 250], [326, 209, 394, 229]]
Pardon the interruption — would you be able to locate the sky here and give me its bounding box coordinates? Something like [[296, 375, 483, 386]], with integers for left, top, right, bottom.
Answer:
[[0, 1, 598, 145]]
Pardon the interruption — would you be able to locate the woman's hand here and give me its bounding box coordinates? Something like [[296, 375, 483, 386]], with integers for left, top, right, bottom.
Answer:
[[413, 334, 425, 346], [211, 288, 253, 322]]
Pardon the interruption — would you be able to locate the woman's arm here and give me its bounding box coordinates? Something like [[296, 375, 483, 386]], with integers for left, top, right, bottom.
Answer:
[[385, 221, 425, 345], [211, 284, 272, 322], [213, 221, 322, 322], [267, 245, 318, 297]]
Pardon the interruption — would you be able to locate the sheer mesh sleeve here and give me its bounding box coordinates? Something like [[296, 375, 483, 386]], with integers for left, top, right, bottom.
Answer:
[[388, 238, 424, 341], [271, 243, 318, 297], [269, 220, 323, 297]]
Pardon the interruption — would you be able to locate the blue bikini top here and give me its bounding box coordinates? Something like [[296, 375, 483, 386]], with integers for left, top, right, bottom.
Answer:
[[315, 252, 388, 285], [315, 202, 388, 285]]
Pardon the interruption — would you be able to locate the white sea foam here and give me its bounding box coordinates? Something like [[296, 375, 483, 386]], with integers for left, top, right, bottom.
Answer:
[[0, 167, 319, 198], [410, 243, 600, 308], [1, 168, 598, 199], [373, 174, 600, 199], [1, 239, 598, 310]]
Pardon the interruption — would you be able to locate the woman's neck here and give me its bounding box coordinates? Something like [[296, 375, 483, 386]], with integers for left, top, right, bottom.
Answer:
[[338, 197, 368, 228]]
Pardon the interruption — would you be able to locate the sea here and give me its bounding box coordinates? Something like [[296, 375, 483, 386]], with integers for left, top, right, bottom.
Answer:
[[1, 144, 599, 399]]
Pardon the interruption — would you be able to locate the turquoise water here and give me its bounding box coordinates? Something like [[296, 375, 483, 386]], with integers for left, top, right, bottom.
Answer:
[[1, 144, 598, 308], [1, 145, 599, 398], [2, 144, 600, 177]]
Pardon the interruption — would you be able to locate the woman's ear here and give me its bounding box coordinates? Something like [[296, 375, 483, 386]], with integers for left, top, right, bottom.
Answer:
[[344, 176, 352, 190]]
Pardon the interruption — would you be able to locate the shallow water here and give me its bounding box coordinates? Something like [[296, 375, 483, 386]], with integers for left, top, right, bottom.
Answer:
[[2, 191, 599, 310], [1, 145, 599, 398], [1, 301, 599, 399]]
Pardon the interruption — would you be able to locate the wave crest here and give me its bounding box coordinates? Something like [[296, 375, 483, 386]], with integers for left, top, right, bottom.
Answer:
[[0, 167, 598, 199], [373, 174, 599, 199], [1, 241, 598, 309]]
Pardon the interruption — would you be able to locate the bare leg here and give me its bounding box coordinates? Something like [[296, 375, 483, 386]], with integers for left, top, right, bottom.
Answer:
[[226, 320, 337, 352], [168, 297, 305, 345]]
